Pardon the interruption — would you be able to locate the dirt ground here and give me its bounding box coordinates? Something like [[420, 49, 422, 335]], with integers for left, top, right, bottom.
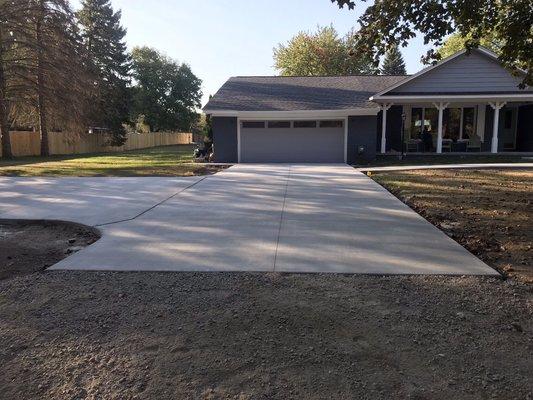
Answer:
[[0, 271, 531, 400], [0, 220, 100, 280], [372, 169, 533, 283]]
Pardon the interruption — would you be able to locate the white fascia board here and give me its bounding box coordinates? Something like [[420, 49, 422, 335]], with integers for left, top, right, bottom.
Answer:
[[204, 108, 379, 118], [370, 93, 533, 102]]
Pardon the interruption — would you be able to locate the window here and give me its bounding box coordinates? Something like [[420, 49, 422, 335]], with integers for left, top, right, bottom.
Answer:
[[293, 120, 317, 128], [319, 120, 343, 128], [242, 121, 265, 129], [267, 121, 291, 128], [410, 107, 423, 138], [462, 108, 476, 139], [409, 107, 438, 152], [444, 108, 462, 141]]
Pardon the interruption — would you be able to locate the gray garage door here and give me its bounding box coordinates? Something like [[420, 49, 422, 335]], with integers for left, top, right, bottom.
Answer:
[[240, 120, 345, 163]]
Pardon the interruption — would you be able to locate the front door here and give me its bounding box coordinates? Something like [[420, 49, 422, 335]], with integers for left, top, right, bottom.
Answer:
[[500, 107, 518, 151]]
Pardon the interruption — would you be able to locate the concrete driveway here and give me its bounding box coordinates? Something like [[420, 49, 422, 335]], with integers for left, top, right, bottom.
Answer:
[[0, 165, 497, 275]]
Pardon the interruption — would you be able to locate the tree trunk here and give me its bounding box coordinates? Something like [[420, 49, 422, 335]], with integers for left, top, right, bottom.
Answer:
[[36, 0, 49, 157], [0, 28, 13, 159]]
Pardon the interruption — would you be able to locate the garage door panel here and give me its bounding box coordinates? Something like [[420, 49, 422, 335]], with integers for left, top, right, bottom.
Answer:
[[241, 127, 345, 163]]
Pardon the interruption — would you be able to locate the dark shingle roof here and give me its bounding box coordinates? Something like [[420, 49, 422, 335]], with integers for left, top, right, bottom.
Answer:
[[203, 75, 407, 112]]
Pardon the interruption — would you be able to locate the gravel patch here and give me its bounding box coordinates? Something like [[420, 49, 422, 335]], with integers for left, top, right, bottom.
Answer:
[[1, 271, 531, 399]]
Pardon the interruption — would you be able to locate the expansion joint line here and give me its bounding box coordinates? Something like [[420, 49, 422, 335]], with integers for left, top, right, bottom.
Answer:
[[273, 166, 291, 272], [95, 176, 208, 227]]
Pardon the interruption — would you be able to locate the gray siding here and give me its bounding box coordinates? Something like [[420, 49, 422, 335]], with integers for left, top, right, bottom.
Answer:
[[391, 51, 530, 94], [347, 115, 377, 164], [212, 117, 238, 163]]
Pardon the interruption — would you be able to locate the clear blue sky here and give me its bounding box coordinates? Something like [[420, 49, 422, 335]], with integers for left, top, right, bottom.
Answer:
[[71, 0, 432, 106]]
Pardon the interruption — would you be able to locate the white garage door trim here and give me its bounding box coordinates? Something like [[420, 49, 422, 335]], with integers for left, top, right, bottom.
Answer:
[[237, 117, 348, 163]]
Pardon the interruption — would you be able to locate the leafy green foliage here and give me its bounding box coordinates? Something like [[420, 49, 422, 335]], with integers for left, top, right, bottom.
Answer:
[[77, 0, 132, 145], [131, 47, 202, 132], [380, 45, 406, 75], [438, 32, 504, 59], [273, 25, 378, 76], [332, 0, 532, 87]]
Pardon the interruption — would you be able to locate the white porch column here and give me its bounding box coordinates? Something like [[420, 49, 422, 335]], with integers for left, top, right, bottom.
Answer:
[[380, 103, 393, 154], [489, 101, 506, 153], [433, 102, 449, 153]]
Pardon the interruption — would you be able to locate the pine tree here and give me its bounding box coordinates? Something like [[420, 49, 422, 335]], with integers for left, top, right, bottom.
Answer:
[[0, 24, 13, 158], [33, 0, 93, 155], [381, 45, 407, 75], [77, 0, 131, 145], [0, 0, 92, 157]]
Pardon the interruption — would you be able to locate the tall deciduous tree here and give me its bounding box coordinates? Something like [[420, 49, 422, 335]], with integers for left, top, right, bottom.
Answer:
[[332, 0, 532, 87], [131, 46, 202, 132], [381, 45, 406, 75], [77, 0, 131, 145], [438, 32, 504, 59], [273, 25, 378, 76]]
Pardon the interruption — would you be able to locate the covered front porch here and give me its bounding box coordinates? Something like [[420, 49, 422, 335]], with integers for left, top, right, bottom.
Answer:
[[376, 99, 533, 155]]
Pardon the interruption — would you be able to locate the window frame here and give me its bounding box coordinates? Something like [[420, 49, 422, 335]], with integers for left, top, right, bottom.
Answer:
[[266, 120, 292, 129], [241, 121, 266, 129], [293, 120, 317, 128], [318, 120, 344, 128]]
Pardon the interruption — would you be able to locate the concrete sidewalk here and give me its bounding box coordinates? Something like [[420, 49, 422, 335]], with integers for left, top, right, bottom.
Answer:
[[357, 162, 533, 173], [1, 165, 498, 275]]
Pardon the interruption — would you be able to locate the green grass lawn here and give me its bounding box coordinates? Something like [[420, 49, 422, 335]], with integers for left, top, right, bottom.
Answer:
[[0, 145, 225, 177]]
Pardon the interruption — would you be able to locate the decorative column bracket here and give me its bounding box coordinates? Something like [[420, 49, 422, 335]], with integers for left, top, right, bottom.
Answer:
[[432, 102, 449, 153], [488, 101, 506, 153], [380, 103, 393, 154]]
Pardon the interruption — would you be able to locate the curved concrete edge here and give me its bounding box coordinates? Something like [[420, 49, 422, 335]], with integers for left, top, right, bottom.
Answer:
[[356, 162, 533, 173]]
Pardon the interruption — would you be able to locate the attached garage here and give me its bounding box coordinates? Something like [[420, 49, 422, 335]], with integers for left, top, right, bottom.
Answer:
[[240, 120, 346, 163]]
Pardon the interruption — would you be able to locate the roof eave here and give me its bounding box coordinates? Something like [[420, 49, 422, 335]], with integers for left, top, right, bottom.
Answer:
[[370, 93, 533, 103], [203, 108, 380, 118]]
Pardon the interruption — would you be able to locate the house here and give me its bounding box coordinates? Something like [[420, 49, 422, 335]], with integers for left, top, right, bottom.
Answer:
[[203, 48, 533, 163]]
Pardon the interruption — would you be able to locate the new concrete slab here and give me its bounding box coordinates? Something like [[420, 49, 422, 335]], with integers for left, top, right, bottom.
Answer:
[[274, 165, 495, 274], [0, 176, 202, 226], [2, 165, 498, 275]]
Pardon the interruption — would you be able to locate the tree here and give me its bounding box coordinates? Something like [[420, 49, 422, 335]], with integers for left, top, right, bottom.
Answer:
[[0, 0, 36, 158], [0, 20, 13, 158], [0, 0, 93, 156], [273, 25, 378, 76], [34, 0, 94, 155], [438, 32, 504, 59], [381, 45, 406, 75], [131, 46, 202, 132], [332, 0, 533, 87], [77, 0, 132, 145]]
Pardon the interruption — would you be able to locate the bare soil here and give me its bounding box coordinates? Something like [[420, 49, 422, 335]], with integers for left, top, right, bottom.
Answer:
[[0, 220, 100, 280], [372, 169, 533, 283], [0, 272, 532, 399]]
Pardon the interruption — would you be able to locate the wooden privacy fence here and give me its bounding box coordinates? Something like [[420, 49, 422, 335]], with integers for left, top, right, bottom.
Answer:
[[1, 131, 193, 157]]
